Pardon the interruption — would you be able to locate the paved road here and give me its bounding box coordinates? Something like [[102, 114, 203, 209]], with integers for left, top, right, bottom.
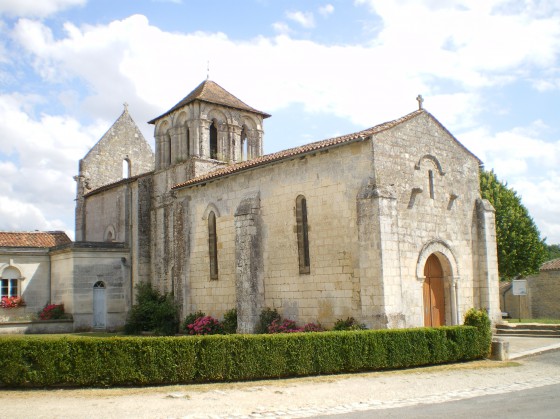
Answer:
[[316, 350, 560, 419]]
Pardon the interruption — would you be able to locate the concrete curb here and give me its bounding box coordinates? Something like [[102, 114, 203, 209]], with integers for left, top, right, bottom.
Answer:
[[509, 342, 560, 360]]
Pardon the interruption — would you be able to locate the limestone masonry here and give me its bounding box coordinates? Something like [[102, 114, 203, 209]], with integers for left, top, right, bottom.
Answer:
[[0, 79, 501, 332]]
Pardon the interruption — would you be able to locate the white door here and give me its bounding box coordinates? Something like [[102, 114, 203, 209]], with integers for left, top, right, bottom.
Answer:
[[93, 281, 106, 329]]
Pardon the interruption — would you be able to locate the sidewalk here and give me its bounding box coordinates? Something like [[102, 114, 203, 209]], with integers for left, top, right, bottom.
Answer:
[[498, 335, 560, 359]]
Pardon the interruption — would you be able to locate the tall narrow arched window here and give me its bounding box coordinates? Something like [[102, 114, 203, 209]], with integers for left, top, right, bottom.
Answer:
[[241, 127, 248, 161], [208, 211, 218, 280], [186, 127, 190, 157], [210, 121, 218, 160], [166, 133, 172, 165], [122, 158, 131, 179], [428, 169, 435, 199], [296, 195, 310, 274]]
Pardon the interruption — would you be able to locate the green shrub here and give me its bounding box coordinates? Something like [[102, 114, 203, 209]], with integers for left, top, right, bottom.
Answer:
[[181, 311, 206, 333], [221, 308, 237, 334], [256, 307, 281, 334], [333, 317, 367, 331], [0, 324, 487, 388], [124, 283, 179, 336], [464, 308, 492, 357]]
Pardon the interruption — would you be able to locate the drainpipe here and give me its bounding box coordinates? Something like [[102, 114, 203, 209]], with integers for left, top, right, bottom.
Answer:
[[502, 282, 512, 314]]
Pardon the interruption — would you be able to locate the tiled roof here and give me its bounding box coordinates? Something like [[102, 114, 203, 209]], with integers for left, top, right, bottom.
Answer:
[[148, 79, 270, 124], [541, 258, 560, 271], [172, 109, 426, 190], [0, 231, 72, 248]]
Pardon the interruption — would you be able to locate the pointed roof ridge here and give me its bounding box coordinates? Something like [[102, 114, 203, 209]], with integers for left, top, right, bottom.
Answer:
[[82, 106, 147, 160], [148, 79, 270, 124]]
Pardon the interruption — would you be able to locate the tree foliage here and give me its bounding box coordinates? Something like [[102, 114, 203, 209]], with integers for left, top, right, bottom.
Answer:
[[479, 169, 547, 280], [545, 243, 560, 261]]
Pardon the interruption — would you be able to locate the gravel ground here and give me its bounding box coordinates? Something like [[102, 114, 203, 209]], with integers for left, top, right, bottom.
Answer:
[[4, 352, 560, 419]]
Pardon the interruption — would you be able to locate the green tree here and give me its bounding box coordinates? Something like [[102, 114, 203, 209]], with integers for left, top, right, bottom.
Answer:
[[479, 169, 547, 280], [545, 243, 560, 261]]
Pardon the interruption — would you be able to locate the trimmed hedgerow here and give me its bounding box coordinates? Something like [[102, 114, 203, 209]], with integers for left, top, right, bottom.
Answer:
[[0, 324, 488, 388]]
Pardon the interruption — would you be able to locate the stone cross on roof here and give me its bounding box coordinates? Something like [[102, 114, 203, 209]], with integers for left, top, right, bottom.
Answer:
[[416, 94, 424, 110]]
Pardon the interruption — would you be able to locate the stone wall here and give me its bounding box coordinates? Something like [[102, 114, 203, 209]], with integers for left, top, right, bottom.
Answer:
[[529, 270, 560, 319], [51, 243, 130, 331], [175, 140, 374, 327]]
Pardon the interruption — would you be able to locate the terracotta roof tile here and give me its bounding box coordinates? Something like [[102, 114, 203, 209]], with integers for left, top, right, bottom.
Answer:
[[0, 231, 72, 248], [172, 109, 425, 190], [149, 79, 270, 124], [541, 258, 560, 271]]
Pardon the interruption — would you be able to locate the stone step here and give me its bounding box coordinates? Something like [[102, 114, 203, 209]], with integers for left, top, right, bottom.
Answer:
[[495, 324, 560, 337], [497, 323, 560, 332]]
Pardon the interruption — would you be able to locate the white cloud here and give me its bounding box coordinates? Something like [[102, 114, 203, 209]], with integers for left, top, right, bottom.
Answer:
[[459, 122, 560, 242], [272, 21, 292, 35], [319, 4, 335, 17], [0, 0, 85, 18], [0, 93, 104, 238], [286, 11, 315, 28], [355, 0, 560, 88]]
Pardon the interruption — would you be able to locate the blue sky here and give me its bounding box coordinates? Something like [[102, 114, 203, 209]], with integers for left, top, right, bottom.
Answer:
[[0, 0, 559, 243]]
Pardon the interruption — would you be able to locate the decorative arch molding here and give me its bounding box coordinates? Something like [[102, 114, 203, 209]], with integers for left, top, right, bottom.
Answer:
[[202, 203, 221, 220], [104, 225, 116, 242], [0, 263, 24, 280], [415, 154, 445, 176], [241, 115, 258, 131], [206, 108, 230, 125], [416, 239, 459, 281], [174, 110, 191, 127], [156, 119, 172, 136]]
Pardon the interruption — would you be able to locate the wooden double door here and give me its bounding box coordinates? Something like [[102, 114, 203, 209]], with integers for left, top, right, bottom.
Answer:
[[423, 254, 445, 327]]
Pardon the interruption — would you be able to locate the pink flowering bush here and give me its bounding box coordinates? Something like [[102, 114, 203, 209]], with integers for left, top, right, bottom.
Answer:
[[301, 322, 324, 332], [268, 319, 324, 333], [0, 296, 24, 309], [185, 315, 224, 335], [38, 303, 65, 320]]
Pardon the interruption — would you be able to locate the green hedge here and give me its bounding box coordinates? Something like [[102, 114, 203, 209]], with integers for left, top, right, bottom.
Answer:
[[0, 325, 487, 388]]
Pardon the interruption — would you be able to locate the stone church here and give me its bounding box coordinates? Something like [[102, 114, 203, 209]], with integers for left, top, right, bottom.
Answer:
[[0, 79, 501, 332]]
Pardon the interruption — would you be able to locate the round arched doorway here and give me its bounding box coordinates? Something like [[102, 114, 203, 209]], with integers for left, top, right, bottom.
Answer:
[[423, 254, 445, 327]]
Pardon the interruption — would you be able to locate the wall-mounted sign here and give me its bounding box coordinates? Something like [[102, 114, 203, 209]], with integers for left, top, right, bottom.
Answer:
[[512, 279, 527, 296]]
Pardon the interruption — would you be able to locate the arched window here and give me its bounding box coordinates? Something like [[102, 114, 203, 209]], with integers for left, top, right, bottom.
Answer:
[[210, 121, 218, 160], [241, 126, 248, 161], [428, 169, 435, 199], [186, 127, 190, 157], [208, 211, 219, 280], [166, 133, 172, 165], [1, 267, 21, 298], [296, 195, 310, 274], [122, 159, 131, 179]]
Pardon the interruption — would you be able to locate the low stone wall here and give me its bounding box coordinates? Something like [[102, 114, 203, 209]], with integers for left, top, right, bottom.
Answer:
[[0, 319, 74, 334]]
